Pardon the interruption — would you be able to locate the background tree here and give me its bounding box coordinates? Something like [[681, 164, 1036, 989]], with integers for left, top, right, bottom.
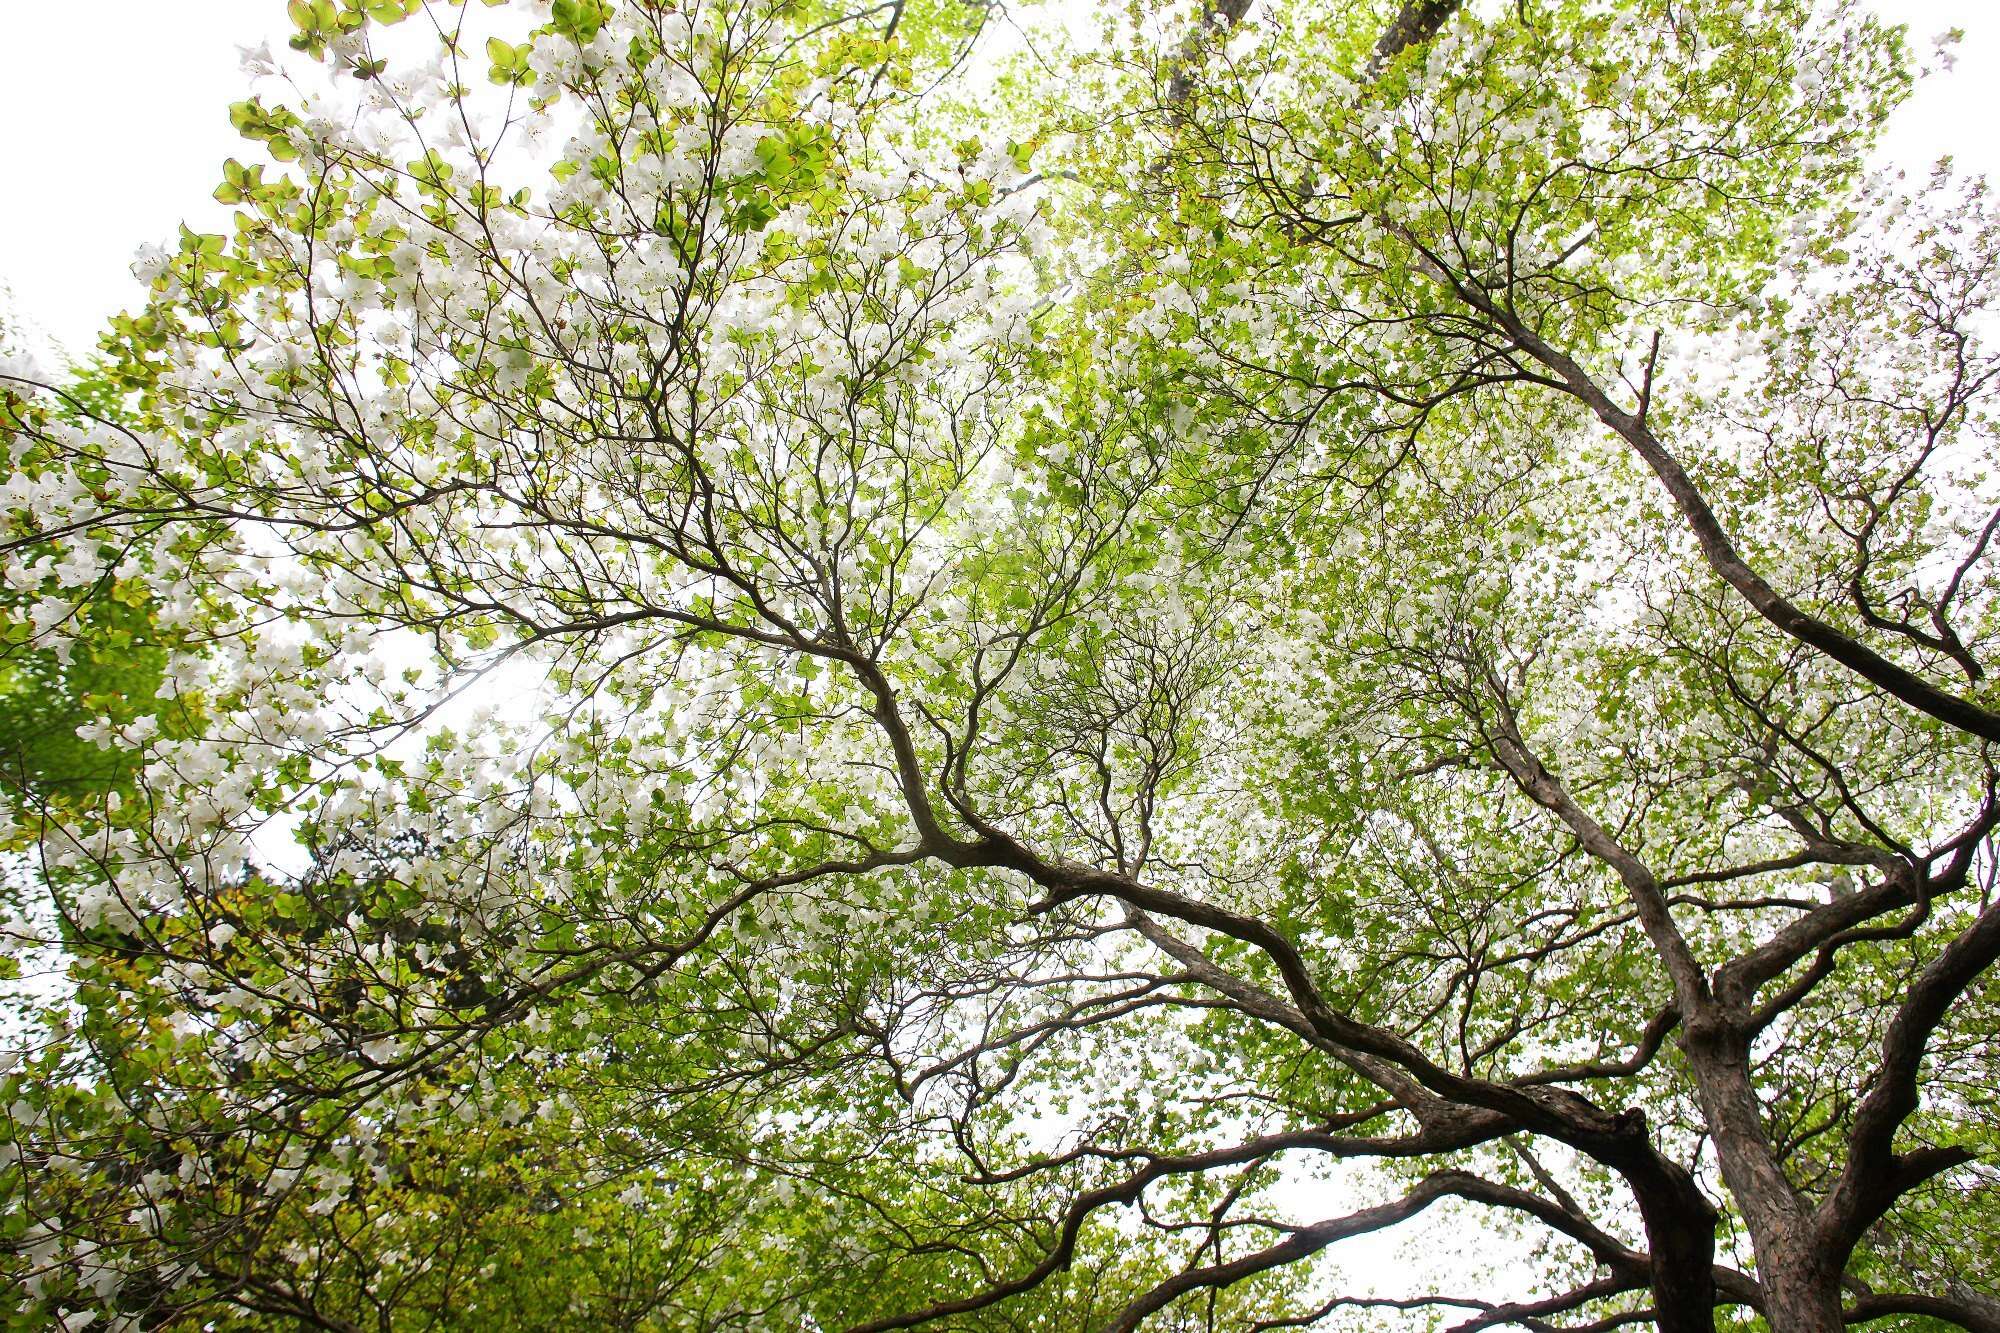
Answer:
[[1, 0, 1997, 1330]]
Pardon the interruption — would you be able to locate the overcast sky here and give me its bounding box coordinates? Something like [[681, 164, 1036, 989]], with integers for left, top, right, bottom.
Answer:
[[1, 1, 1996, 361]]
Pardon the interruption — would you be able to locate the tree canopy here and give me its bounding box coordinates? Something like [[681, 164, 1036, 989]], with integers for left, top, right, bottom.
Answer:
[[2, 0, 1998, 1329]]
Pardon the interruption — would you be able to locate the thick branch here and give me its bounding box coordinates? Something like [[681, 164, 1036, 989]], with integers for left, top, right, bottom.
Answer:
[[1100, 1172, 1464, 1333], [1846, 1288, 2000, 1333], [1464, 295, 2000, 744], [1819, 893, 2000, 1254]]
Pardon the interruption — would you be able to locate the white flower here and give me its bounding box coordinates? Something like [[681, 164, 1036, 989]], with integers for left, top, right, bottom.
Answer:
[[361, 1035, 403, 1064], [1932, 29, 1962, 74], [0, 349, 50, 394], [237, 40, 280, 78], [131, 243, 171, 285]]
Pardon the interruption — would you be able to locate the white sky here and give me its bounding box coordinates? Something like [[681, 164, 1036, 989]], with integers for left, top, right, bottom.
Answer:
[[1, 1, 1997, 360]]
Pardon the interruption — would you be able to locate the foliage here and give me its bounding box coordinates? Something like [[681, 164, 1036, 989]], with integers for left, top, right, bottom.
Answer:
[[1, 0, 1998, 1330]]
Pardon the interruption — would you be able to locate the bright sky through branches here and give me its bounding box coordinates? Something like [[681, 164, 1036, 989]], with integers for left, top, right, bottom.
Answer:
[[7, 0, 2000, 1324], [0, 0, 1996, 361]]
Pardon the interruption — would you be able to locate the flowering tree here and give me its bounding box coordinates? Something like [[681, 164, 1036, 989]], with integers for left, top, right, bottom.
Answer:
[[2, 0, 1998, 1330]]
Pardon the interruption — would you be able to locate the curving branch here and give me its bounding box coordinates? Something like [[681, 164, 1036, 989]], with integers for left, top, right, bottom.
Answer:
[[1818, 891, 2000, 1257], [1445, 278, 2000, 744]]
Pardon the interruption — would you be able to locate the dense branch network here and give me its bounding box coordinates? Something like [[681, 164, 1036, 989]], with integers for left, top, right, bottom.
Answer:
[[2, 0, 1997, 1329]]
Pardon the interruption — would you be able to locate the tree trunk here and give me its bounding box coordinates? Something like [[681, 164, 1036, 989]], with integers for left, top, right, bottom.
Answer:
[[1628, 1157, 1720, 1333], [1759, 1245, 1846, 1333], [1676, 1026, 1839, 1333]]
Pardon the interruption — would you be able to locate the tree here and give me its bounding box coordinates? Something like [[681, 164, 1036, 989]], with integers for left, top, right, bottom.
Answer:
[[2, 0, 1997, 1329]]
